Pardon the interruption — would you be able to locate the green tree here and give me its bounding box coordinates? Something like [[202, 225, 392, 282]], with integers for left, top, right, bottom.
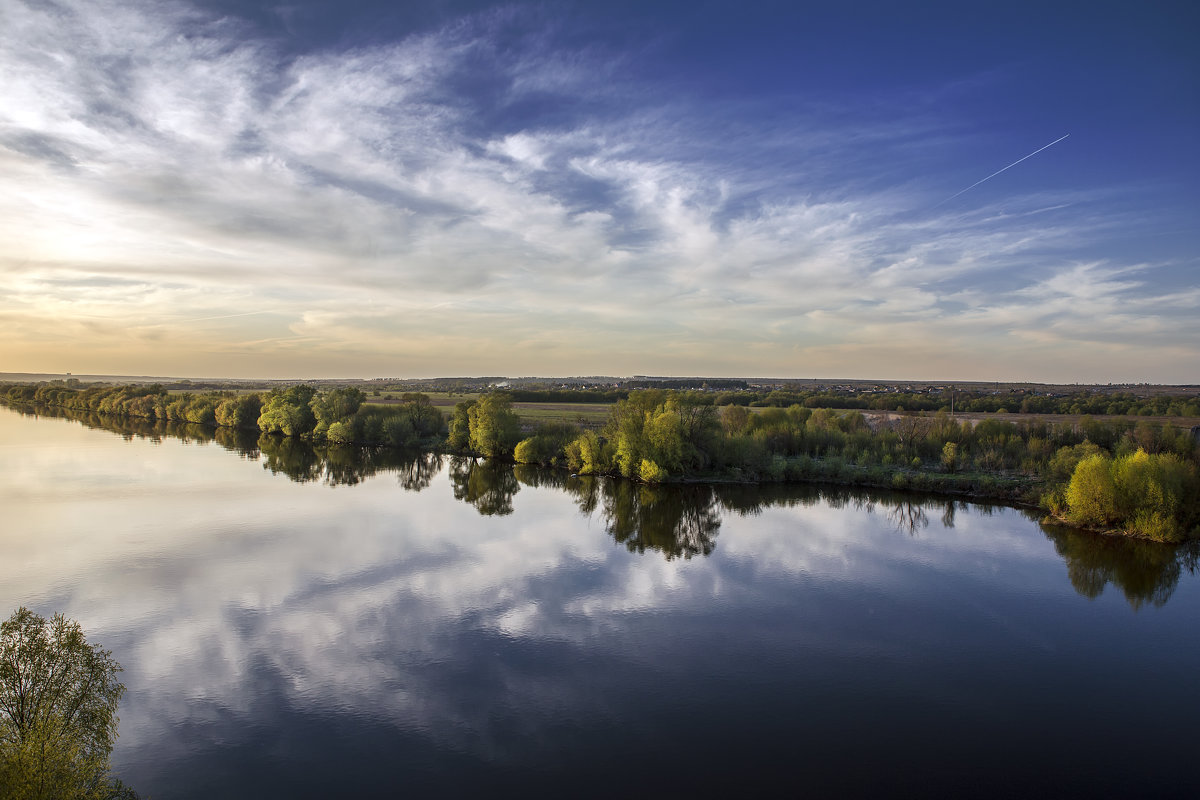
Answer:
[[257, 385, 318, 437], [447, 400, 476, 450], [325, 420, 354, 444], [310, 388, 366, 429], [644, 408, 685, 474], [397, 394, 446, 441], [1047, 442, 1103, 483], [214, 393, 263, 429], [941, 441, 958, 473], [1111, 449, 1199, 542], [513, 423, 579, 467], [467, 394, 522, 458], [1, 608, 128, 800], [565, 430, 610, 474], [1065, 454, 1117, 527]]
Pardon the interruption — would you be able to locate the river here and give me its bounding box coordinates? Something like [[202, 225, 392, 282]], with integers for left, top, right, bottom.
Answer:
[[2, 405, 1197, 797]]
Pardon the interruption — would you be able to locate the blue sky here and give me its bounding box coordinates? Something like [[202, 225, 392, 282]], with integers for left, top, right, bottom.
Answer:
[[1, 0, 1196, 381]]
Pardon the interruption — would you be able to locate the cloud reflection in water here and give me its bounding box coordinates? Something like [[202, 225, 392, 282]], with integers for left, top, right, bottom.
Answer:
[[3, 406, 1198, 797]]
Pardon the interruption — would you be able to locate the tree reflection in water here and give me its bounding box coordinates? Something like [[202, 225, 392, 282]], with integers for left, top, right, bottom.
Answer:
[[398, 451, 443, 492], [259, 434, 324, 483], [256, 435, 443, 489], [511, 469, 721, 559], [1045, 526, 1200, 609], [597, 481, 720, 560], [16, 402, 1200, 606], [450, 457, 520, 516]]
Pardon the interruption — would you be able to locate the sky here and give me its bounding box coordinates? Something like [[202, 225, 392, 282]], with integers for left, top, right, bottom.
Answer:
[[1, 0, 1197, 382]]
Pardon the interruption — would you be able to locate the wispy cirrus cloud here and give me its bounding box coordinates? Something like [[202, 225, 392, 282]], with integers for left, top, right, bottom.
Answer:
[[0, 0, 1194, 380]]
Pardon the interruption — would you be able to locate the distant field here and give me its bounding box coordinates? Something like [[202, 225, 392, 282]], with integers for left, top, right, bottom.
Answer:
[[167, 387, 261, 395], [367, 391, 478, 407], [508, 403, 612, 428], [366, 394, 613, 429]]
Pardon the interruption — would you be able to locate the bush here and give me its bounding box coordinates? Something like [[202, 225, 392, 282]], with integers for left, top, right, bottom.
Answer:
[[325, 421, 354, 445], [1065, 454, 1117, 526], [514, 423, 581, 467], [639, 459, 667, 483], [1062, 449, 1199, 539], [566, 431, 610, 474]]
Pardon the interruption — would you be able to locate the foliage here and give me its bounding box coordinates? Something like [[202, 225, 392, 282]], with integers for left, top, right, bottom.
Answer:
[[1046, 441, 1104, 483], [514, 422, 581, 467], [564, 430, 610, 474], [214, 393, 263, 429], [310, 387, 366, 434], [0, 608, 131, 800], [1065, 454, 1119, 527], [941, 441, 958, 472], [466, 394, 522, 458], [257, 385, 318, 437], [447, 400, 475, 450], [1062, 449, 1200, 541], [594, 391, 722, 479], [325, 398, 446, 447]]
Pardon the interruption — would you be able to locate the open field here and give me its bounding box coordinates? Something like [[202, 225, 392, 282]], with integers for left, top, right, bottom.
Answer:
[[366, 394, 612, 428], [366, 391, 479, 406], [507, 403, 612, 428]]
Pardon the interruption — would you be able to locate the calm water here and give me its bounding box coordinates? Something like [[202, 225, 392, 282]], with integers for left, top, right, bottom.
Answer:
[[2, 405, 1198, 798]]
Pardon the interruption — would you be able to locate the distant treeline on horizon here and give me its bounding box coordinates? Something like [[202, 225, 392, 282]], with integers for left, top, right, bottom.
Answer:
[[9, 375, 1200, 418]]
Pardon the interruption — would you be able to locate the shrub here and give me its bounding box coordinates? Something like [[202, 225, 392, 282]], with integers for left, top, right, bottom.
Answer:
[[1065, 454, 1117, 526], [639, 459, 667, 483]]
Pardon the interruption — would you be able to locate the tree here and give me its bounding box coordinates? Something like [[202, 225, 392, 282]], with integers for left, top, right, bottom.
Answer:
[[565, 430, 609, 474], [214, 393, 263, 429], [721, 404, 751, 435], [1, 608, 128, 800], [941, 441, 958, 473], [447, 400, 476, 450], [513, 422, 580, 467], [257, 385, 318, 437], [1065, 454, 1117, 527], [310, 388, 366, 429], [467, 393, 522, 458]]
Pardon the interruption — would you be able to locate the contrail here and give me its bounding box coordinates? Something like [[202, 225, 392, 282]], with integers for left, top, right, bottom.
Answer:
[[934, 134, 1069, 208]]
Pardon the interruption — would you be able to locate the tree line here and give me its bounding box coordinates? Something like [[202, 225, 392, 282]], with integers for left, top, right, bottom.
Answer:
[[4, 383, 446, 448], [451, 390, 1200, 543], [703, 388, 1200, 416], [433, 384, 1200, 416], [6, 383, 1198, 542]]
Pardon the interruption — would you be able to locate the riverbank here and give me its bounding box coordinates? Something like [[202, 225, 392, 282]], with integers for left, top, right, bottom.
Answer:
[[5, 382, 1198, 544]]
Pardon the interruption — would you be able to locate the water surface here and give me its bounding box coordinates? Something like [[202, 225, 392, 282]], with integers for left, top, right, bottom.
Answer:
[[2, 406, 1197, 797]]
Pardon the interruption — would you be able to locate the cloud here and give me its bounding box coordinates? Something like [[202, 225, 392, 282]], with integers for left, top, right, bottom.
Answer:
[[0, 0, 1195, 380]]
